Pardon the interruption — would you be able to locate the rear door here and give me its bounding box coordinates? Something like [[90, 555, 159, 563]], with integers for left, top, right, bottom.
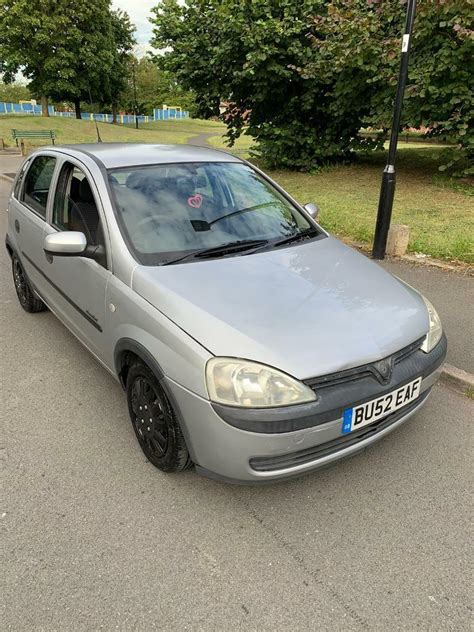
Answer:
[[9, 153, 59, 305]]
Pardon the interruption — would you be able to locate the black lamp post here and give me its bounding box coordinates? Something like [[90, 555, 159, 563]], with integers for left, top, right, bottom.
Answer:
[[132, 59, 139, 130], [372, 0, 417, 260]]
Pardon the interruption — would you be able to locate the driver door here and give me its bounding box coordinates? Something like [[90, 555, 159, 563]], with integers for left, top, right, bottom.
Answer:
[[43, 159, 111, 360]]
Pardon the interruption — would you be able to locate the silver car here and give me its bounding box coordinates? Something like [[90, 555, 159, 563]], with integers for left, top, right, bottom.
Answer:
[[5, 144, 447, 483]]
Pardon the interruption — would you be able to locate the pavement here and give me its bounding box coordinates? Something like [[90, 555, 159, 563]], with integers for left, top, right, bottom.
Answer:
[[1, 158, 473, 630], [379, 260, 473, 374], [186, 132, 220, 147]]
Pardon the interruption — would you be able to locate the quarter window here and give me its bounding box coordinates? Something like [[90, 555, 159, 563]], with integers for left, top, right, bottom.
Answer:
[[21, 155, 56, 218]]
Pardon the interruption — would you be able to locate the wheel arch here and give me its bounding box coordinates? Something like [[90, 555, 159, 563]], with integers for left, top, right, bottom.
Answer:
[[115, 337, 198, 463], [114, 337, 165, 389]]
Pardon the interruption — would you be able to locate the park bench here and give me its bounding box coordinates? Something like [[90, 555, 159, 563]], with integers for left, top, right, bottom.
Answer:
[[11, 129, 56, 146]]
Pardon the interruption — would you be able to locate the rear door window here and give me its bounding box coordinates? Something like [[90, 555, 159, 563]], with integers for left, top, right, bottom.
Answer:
[[21, 155, 56, 218], [13, 159, 30, 199]]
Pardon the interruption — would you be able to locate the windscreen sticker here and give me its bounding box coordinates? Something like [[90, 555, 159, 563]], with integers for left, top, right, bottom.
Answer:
[[188, 193, 203, 208]]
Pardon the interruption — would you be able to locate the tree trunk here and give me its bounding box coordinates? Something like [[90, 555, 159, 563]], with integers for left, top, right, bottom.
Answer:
[[41, 95, 50, 117], [74, 98, 82, 120], [112, 104, 118, 124]]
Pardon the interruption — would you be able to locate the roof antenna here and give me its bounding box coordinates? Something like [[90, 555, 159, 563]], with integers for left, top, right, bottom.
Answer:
[[88, 86, 102, 143]]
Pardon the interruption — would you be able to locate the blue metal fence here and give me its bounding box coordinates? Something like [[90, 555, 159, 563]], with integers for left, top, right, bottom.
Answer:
[[153, 108, 189, 120], [0, 102, 189, 123], [0, 101, 54, 115]]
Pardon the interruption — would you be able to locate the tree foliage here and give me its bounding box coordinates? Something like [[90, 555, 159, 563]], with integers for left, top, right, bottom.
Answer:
[[150, 0, 473, 176], [0, 0, 135, 118], [304, 0, 474, 176]]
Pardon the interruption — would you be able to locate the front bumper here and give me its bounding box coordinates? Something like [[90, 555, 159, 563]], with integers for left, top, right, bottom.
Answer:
[[166, 335, 447, 484]]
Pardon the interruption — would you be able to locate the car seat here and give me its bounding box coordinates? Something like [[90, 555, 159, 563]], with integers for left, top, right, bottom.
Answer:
[[70, 178, 102, 246]]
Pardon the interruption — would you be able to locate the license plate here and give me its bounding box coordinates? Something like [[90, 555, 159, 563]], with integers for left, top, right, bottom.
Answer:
[[342, 377, 422, 435]]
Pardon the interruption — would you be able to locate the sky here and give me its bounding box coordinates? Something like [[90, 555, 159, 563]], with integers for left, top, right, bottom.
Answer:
[[112, 0, 157, 53]]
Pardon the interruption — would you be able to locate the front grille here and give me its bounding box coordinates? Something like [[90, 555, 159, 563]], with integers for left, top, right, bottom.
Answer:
[[249, 389, 429, 472], [304, 337, 424, 391]]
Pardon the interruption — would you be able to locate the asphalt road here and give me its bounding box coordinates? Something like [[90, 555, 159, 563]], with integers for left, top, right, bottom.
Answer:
[[1, 174, 473, 631]]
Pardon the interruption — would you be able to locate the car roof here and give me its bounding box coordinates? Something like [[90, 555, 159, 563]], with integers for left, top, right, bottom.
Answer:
[[58, 143, 243, 169]]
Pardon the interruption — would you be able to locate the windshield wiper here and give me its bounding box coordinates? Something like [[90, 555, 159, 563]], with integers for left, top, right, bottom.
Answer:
[[161, 239, 269, 266], [268, 227, 318, 249]]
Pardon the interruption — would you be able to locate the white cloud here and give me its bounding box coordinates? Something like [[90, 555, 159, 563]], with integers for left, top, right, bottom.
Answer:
[[112, 0, 157, 47]]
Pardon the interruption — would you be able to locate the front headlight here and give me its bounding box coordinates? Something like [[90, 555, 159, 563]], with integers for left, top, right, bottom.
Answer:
[[206, 358, 317, 408], [420, 296, 443, 353]]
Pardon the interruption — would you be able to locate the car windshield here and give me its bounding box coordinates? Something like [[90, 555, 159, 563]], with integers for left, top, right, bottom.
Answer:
[[108, 162, 318, 265]]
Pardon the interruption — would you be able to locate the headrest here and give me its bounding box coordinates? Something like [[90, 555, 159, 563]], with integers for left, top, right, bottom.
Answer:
[[126, 171, 150, 190], [79, 177, 94, 203], [70, 177, 81, 199]]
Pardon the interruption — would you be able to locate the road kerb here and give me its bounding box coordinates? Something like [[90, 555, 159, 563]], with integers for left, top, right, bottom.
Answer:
[[440, 363, 474, 395]]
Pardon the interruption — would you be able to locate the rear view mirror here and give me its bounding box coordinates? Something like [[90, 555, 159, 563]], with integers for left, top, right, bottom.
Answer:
[[43, 231, 87, 256], [304, 202, 320, 221]]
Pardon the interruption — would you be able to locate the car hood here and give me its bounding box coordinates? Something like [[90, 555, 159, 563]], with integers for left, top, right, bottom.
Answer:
[[132, 237, 429, 380]]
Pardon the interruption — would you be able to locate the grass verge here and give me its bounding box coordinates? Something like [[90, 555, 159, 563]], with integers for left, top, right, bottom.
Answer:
[[0, 115, 221, 147], [269, 147, 473, 264]]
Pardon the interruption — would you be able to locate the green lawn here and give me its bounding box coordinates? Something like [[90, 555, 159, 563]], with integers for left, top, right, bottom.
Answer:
[[269, 147, 473, 264], [0, 114, 222, 147], [1, 115, 471, 263], [126, 118, 226, 135], [207, 129, 255, 153]]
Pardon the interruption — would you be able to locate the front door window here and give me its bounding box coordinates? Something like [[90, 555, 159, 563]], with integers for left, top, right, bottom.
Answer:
[[53, 163, 106, 258]]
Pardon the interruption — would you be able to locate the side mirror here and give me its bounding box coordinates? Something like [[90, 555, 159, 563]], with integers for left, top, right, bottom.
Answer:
[[44, 231, 87, 256], [304, 202, 320, 221]]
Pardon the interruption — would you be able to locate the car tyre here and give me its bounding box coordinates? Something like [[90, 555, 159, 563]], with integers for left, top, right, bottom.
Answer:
[[126, 361, 192, 473], [12, 254, 47, 313]]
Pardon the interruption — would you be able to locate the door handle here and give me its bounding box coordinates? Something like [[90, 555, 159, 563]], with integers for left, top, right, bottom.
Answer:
[[14, 219, 20, 233]]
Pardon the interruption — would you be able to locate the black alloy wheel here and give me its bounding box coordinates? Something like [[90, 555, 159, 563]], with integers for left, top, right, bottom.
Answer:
[[126, 362, 192, 472], [11, 254, 46, 313]]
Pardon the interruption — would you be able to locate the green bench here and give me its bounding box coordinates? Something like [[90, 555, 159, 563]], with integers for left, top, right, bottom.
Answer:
[[11, 128, 56, 146]]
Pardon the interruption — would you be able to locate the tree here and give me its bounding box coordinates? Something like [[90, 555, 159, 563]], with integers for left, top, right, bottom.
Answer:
[[303, 0, 473, 176], [1, 0, 55, 116], [150, 0, 473, 176], [0, 0, 130, 119], [150, 0, 378, 169], [39, 0, 116, 119]]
